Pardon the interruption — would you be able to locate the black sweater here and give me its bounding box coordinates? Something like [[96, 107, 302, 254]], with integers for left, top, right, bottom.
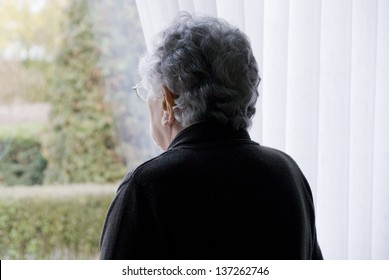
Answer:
[[100, 121, 323, 259]]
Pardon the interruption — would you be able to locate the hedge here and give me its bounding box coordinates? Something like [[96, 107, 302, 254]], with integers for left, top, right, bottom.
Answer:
[[0, 193, 113, 259], [0, 134, 47, 186]]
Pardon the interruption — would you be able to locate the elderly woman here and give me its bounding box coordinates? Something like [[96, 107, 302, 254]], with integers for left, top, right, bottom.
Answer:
[[100, 13, 323, 260]]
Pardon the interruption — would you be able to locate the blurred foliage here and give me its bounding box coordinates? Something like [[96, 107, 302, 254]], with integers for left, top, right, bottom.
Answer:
[[0, 0, 66, 104], [91, 0, 155, 167], [1, 0, 154, 184], [0, 128, 47, 186], [0, 192, 113, 259], [0, 0, 66, 61], [45, 0, 125, 184]]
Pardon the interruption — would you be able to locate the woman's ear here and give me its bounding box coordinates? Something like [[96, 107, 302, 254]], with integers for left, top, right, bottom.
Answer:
[[161, 86, 176, 127]]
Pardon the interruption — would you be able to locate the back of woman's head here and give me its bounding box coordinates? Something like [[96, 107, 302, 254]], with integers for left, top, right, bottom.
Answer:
[[140, 12, 261, 130]]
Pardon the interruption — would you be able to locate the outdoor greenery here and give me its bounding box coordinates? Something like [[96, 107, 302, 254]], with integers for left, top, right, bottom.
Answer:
[[0, 187, 114, 259], [0, 0, 149, 259], [0, 125, 47, 186], [0, 0, 150, 184], [44, 0, 125, 184], [0, 0, 65, 103]]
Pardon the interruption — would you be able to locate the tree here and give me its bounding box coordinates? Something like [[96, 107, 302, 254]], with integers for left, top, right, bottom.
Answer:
[[45, 0, 125, 183], [0, 0, 67, 103], [0, 0, 66, 62]]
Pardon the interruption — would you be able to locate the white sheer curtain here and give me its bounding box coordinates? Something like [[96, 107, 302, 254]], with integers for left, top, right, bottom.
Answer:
[[135, 0, 389, 260]]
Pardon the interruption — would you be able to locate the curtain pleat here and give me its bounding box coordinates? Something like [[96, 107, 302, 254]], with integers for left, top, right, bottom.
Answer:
[[215, 0, 245, 30], [135, 0, 172, 49], [177, 0, 195, 13], [193, 0, 217, 15], [285, 0, 321, 202], [348, 0, 378, 260], [262, 0, 289, 151], [135, 0, 389, 260], [371, 0, 389, 260], [316, 0, 353, 260]]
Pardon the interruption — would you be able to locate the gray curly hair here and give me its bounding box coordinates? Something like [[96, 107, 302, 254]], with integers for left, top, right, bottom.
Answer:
[[139, 12, 260, 130]]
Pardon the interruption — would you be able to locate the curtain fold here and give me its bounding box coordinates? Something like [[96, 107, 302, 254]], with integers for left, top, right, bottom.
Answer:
[[317, 0, 353, 260], [285, 0, 321, 201], [262, 0, 289, 152], [348, 0, 378, 260], [135, 0, 389, 260], [372, 0, 389, 260]]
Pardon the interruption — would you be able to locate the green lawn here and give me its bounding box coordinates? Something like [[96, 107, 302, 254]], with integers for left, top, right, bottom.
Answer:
[[0, 123, 46, 139]]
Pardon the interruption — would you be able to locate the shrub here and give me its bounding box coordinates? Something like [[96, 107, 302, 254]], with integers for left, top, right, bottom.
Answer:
[[0, 135, 47, 186], [0, 192, 113, 259]]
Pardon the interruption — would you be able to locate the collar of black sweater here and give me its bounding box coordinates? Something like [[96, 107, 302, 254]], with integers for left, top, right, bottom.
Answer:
[[167, 120, 252, 150]]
